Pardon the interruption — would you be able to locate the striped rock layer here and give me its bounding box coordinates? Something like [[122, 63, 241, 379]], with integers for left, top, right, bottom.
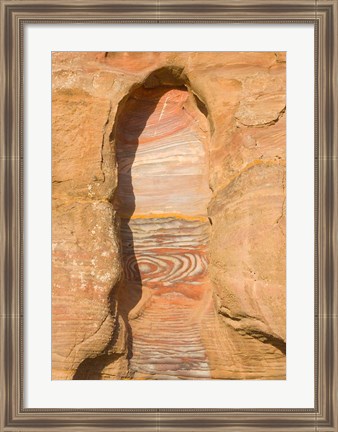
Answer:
[[115, 86, 213, 379]]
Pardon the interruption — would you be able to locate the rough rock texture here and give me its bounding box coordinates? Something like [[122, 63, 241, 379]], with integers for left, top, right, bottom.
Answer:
[[52, 52, 286, 380]]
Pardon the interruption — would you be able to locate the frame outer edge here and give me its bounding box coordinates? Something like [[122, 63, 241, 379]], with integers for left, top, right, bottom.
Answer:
[[331, 0, 337, 428], [0, 1, 8, 431], [317, 2, 338, 431]]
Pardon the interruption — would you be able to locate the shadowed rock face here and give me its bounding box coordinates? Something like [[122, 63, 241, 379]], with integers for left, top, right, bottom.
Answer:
[[52, 52, 286, 380], [115, 86, 213, 379]]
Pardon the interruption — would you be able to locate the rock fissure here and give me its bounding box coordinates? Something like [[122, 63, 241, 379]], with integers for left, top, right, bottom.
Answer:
[[218, 311, 286, 354], [276, 170, 286, 227], [67, 312, 110, 361], [99, 100, 114, 183], [235, 105, 286, 128], [218, 305, 265, 324]]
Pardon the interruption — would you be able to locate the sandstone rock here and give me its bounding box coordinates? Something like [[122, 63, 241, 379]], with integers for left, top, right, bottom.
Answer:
[[52, 52, 286, 380]]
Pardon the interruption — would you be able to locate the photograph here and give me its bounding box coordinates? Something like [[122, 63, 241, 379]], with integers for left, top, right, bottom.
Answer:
[[2, 0, 337, 429], [52, 51, 286, 380]]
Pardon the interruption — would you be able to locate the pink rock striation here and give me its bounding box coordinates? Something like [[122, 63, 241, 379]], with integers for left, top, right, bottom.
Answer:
[[115, 86, 213, 378]]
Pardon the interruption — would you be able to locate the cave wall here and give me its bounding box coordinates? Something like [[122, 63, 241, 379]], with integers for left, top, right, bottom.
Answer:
[[52, 52, 286, 379]]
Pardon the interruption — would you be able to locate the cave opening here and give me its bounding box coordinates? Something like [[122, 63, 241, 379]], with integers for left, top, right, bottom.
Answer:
[[113, 69, 213, 379]]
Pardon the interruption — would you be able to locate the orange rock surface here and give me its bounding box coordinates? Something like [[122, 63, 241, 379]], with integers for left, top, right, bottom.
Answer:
[[52, 52, 286, 380]]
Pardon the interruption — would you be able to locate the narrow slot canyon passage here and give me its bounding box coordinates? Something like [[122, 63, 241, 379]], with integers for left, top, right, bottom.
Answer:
[[115, 85, 213, 379]]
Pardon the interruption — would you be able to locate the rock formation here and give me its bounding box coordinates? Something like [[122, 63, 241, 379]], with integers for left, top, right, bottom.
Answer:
[[52, 52, 286, 380]]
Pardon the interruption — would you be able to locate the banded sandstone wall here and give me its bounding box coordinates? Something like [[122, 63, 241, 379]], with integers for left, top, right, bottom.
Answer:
[[52, 52, 286, 380]]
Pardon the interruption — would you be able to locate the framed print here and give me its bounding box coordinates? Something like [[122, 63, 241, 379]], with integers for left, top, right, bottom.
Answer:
[[51, 50, 287, 383], [1, 0, 337, 431]]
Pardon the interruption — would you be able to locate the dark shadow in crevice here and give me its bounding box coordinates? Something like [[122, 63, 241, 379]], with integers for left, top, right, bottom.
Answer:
[[257, 333, 286, 355], [73, 282, 124, 380], [143, 66, 187, 88], [240, 328, 286, 356], [73, 352, 124, 379], [193, 94, 209, 118]]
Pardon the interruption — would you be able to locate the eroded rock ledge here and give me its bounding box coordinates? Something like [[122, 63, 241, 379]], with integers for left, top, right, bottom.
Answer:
[[52, 52, 286, 380]]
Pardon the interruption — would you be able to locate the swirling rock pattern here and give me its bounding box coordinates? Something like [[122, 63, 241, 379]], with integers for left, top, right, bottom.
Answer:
[[116, 87, 213, 379]]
